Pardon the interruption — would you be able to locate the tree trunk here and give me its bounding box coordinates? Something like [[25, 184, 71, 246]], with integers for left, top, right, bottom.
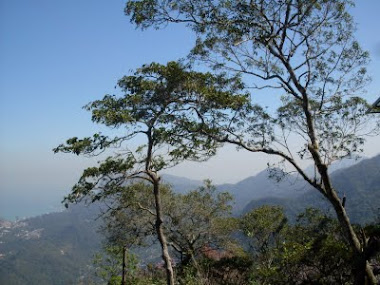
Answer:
[[327, 189, 377, 285], [121, 246, 126, 285], [311, 151, 376, 284], [304, 105, 376, 285], [153, 178, 175, 285], [190, 252, 203, 280]]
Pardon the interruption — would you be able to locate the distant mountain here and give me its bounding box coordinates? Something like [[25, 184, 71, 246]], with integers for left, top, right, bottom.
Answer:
[[161, 174, 204, 193], [328, 156, 365, 173], [219, 169, 309, 213], [243, 154, 380, 224], [0, 157, 363, 222], [302, 156, 365, 176], [164, 156, 367, 214], [163, 170, 309, 214]]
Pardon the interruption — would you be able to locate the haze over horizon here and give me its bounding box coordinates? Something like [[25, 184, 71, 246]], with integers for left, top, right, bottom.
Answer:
[[1, 0, 380, 220]]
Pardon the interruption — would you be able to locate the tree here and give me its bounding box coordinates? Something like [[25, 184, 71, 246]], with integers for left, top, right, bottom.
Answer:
[[93, 245, 138, 285], [240, 205, 287, 255], [242, 207, 354, 284], [102, 180, 237, 280], [277, 208, 353, 284], [100, 183, 168, 285], [54, 62, 245, 285], [125, 1, 380, 283], [100, 182, 165, 250], [165, 181, 236, 272]]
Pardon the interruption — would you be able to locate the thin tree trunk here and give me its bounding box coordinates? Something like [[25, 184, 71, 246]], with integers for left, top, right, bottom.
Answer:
[[309, 145, 376, 285], [121, 246, 126, 285], [190, 252, 203, 280], [145, 131, 175, 284], [327, 188, 377, 285], [152, 177, 175, 285], [300, 92, 377, 285]]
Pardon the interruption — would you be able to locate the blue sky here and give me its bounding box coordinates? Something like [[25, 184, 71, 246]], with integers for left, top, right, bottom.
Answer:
[[1, 0, 380, 219]]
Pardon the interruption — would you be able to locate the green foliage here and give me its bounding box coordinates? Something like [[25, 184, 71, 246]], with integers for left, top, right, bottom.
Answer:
[[54, 61, 248, 285], [99, 205, 373, 284], [3, 202, 378, 284], [53, 133, 118, 156], [240, 205, 287, 253], [93, 245, 140, 285], [244, 207, 354, 284], [166, 181, 238, 266], [102, 181, 237, 268], [100, 182, 170, 248], [54, 61, 247, 207]]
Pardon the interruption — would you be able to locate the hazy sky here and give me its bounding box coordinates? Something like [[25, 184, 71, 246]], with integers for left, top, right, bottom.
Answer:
[[1, 1, 380, 218]]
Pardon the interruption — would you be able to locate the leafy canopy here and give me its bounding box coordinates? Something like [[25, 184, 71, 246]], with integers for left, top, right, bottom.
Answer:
[[54, 61, 248, 205]]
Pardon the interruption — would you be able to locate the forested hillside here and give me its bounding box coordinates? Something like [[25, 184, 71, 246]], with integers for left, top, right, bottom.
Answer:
[[1, 155, 379, 284], [0, 204, 102, 285]]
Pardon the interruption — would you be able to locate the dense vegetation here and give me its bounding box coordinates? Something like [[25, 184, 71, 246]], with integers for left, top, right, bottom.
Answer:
[[94, 206, 380, 285], [1, 156, 379, 284], [88, 197, 380, 285]]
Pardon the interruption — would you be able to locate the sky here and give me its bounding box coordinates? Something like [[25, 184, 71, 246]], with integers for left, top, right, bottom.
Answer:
[[1, 0, 380, 219]]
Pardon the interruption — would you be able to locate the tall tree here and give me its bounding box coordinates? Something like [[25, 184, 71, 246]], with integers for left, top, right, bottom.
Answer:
[[54, 61, 246, 285], [125, 1, 380, 283]]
